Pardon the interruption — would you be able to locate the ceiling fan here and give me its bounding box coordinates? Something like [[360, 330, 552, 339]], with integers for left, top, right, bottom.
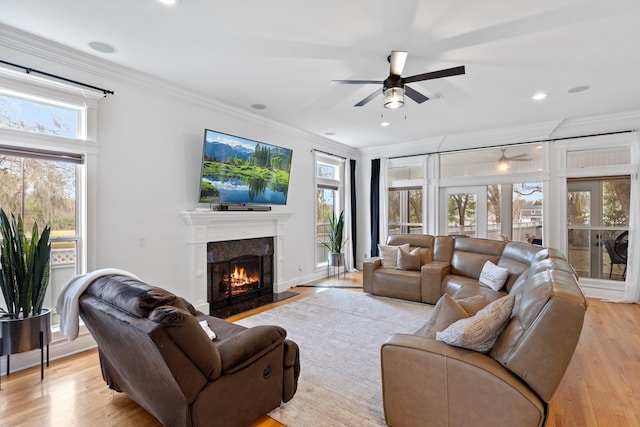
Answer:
[[331, 50, 465, 109], [497, 149, 532, 171]]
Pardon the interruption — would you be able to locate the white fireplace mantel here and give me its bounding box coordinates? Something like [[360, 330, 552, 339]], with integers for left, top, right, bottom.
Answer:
[[180, 210, 292, 312], [180, 210, 293, 243]]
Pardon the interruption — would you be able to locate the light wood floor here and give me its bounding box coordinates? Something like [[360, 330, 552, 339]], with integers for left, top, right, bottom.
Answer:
[[1, 273, 639, 427]]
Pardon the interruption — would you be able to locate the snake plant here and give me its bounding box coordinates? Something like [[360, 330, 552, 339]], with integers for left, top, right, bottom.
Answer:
[[0, 208, 51, 319], [323, 210, 346, 254]]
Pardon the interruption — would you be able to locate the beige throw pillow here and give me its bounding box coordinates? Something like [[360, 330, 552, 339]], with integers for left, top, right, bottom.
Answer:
[[416, 294, 470, 339], [396, 247, 422, 270], [479, 260, 509, 291], [378, 243, 410, 268], [436, 294, 515, 353]]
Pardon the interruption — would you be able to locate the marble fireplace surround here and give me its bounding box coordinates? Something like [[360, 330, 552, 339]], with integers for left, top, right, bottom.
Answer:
[[180, 210, 292, 313]]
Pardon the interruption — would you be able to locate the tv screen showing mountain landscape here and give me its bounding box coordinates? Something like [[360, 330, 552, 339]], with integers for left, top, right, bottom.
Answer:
[[199, 129, 293, 205]]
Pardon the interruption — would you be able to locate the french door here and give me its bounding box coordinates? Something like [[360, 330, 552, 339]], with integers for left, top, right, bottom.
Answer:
[[441, 186, 487, 238], [567, 177, 630, 281]]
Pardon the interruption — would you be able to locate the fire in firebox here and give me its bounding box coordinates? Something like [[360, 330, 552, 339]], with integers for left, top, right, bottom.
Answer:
[[223, 265, 260, 296]]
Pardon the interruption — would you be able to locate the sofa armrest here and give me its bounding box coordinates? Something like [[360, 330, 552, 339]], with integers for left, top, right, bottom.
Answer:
[[421, 261, 450, 304], [217, 325, 286, 374], [381, 334, 545, 427], [362, 257, 382, 294]]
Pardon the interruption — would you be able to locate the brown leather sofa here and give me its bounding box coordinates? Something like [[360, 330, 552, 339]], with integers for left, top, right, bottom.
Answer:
[[78, 275, 300, 427], [364, 235, 587, 427], [364, 234, 559, 304]]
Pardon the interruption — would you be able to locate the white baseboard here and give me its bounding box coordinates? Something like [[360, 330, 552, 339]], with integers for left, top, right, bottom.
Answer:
[[579, 279, 626, 300]]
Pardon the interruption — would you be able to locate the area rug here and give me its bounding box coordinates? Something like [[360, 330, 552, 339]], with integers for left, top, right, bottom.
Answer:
[[235, 288, 433, 427]]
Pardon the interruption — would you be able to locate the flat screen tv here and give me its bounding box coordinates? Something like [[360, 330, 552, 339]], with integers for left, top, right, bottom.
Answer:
[[199, 129, 293, 205]]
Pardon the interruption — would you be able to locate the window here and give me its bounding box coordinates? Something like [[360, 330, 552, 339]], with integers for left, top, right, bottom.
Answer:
[[0, 84, 93, 327], [387, 159, 425, 235], [442, 182, 542, 241], [315, 154, 344, 266], [388, 187, 422, 235], [0, 89, 84, 139]]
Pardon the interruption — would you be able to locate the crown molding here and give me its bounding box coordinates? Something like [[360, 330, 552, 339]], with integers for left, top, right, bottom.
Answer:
[[549, 110, 640, 140], [0, 24, 349, 153]]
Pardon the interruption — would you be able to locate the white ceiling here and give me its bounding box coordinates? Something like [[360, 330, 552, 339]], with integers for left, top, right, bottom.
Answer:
[[2, 0, 640, 149]]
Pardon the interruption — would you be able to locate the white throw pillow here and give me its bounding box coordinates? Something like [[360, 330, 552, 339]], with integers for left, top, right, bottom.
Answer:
[[435, 294, 515, 353], [479, 260, 509, 291], [199, 320, 217, 341], [378, 243, 410, 268]]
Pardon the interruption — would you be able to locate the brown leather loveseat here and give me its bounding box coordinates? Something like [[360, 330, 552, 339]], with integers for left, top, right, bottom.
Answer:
[[78, 275, 300, 427], [364, 235, 587, 427]]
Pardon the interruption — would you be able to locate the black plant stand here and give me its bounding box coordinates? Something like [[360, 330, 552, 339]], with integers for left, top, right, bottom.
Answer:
[[327, 253, 345, 279], [0, 310, 51, 389]]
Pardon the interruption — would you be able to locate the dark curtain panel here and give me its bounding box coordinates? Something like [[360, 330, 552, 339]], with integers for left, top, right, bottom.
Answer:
[[370, 158, 380, 257], [350, 159, 357, 262]]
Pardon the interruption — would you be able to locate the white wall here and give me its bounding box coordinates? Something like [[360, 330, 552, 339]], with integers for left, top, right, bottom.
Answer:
[[0, 28, 357, 305], [95, 83, 358, 302]]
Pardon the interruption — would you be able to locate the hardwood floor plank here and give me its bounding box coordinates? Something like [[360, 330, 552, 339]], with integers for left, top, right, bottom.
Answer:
[[1, 273, 638, 427]]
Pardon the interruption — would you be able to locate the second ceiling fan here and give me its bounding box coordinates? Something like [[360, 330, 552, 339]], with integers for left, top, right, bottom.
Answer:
[[331, 50, 465, 109]]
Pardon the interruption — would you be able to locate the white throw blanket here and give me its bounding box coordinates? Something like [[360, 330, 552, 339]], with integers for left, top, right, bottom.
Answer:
[[56, 268, 142, 341]]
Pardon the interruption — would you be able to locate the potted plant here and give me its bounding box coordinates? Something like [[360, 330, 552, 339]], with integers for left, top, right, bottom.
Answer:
[[0, 208, 52, 360], [323, 210, 346, 266]]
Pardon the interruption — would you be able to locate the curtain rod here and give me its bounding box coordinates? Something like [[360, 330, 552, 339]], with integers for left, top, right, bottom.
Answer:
[[312, 148, 347, 160], [389, 129, 634, 160], [0, 59, 114, 96]]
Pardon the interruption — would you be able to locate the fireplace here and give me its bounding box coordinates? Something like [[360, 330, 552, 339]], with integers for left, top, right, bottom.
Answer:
[[181, 210, 293, 314], [207, 237, 274, 312]]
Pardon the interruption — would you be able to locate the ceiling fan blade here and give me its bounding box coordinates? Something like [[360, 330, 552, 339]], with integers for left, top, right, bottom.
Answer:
[[404, 65, 466, 83], [331, 79, 383, 85], [355, 88, 383, 107], [389, 50, 408, 76], [507, 154, 532, 161], [404, 85, 429, 104]]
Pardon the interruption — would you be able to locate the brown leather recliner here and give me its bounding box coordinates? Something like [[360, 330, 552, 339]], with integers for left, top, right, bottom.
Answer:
[[78, 275, 300, 427]]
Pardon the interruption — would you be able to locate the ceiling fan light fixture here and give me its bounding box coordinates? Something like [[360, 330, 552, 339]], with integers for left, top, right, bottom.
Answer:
[[498, 158, 510, 172], [383, 87, 405, 109]]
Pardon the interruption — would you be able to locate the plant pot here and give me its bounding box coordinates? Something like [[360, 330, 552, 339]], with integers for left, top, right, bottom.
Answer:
[[328, 252, 344, 267], [0, 309, 51, 356]]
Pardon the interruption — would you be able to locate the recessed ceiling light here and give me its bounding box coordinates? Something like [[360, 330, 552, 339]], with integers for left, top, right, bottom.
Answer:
[[381, 122, 391, 127], [88, 41, 117, 54], [531, 92, 548, 101], [157, 0, 179, 5], [568, 85, 591, 94], [251, 104, 267, 110]]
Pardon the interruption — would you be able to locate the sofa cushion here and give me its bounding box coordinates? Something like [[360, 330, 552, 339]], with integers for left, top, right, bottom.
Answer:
[[479, 260, 509, 291], [396, 247, 421, 270], [378, 243, 410, 268], [436, 294, 515, 353], [450, 238, 505, 280]]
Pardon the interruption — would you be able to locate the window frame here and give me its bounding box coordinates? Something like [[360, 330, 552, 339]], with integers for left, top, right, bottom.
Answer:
[[314, 153, 345, 269], [0, 65, 102, 326]]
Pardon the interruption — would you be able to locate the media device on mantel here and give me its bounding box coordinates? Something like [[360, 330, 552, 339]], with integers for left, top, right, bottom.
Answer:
[[198, 129, 293, 211]]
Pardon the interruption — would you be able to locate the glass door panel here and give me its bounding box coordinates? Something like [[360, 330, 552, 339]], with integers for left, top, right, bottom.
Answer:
[[567, 178, 629, 281], [442, 187, 487, 238]]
